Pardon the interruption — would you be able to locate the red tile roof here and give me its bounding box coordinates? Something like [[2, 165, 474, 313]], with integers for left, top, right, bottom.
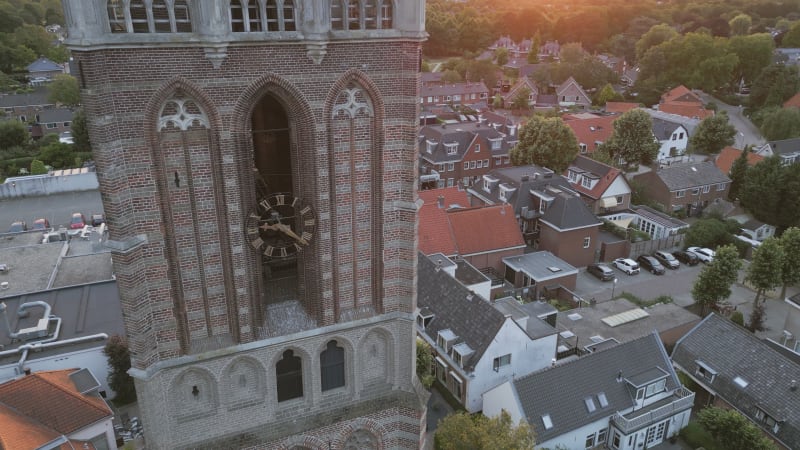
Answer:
[[0, 369, 112, 436], [784, 92, 800, 109], [715, 146, 764, 174], [564, 115, 617, 153], [566, 155, 623, 200], [605, 102, 639, 113], [661, 85, 702, 104], [659, 102, 714, 119], [418, 188, 470, 256], [446, 204, 525, 255]]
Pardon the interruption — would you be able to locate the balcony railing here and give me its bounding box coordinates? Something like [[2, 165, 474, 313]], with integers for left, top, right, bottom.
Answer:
[[611, 387, 695, 434]]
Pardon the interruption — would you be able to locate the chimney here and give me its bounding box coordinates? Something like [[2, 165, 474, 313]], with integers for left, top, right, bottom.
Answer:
[[437, 195, 445, 208], [792, 380, 798, 392], [24, 367, 31, 376], [617, 371, 623, 382], [0, 302, 10, 338], [510, 124, 517, 137], [435, 259, 443, 272]]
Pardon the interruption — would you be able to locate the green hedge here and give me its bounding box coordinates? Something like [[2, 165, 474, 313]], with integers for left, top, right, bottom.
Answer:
[[680, 422, 718, 450]]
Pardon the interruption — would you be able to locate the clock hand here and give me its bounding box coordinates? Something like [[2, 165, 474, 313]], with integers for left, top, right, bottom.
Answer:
[[274, 223, 308, 245]]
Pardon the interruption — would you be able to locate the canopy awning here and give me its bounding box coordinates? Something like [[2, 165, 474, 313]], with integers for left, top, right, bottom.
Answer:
[[609, 217, 633, 229], [600, 197, 617, 208]]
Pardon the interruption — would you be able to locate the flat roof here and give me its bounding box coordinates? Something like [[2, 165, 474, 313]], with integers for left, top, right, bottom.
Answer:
[[556, 298, 700, 346], [454, 260, 489, 286], [0, 280, 125, 365], [503, 251, 578, 281]]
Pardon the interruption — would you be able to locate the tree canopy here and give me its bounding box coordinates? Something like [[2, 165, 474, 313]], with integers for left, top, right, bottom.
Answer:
[[434, 411, 536, 450], [697, 407, 777, 450], [689, 112, 736, 154], [727, 146, 750, 201], [740, 156, 800, 231], [598, 109, 659, 166], [746, 237, 784, 306], [0, 119, 28, 150], [749, 64, 800, 110], [510, 115, 580, 173], [47, 74, 80, 107], [779, 227, 800, 299], [757, 106, 800, 141], [692, 244, 742, 315]]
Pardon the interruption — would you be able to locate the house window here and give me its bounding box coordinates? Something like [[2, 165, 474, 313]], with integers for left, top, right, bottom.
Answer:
[[447, 178, 454, 187], [680, 132, 685, 139], [692, 188, 700, 196], [491, 139, 502, 150], [493, 354, 511, 371], [445, 143, 458, 155], [446, 96, 452, 101], [586, 434, 595, 448], [611, 431, 621, 449], [363, 0, 377, 29], [695, 362, 717, 383], [484, 159, 489, 167], [449, 373, 463, 400], [447, 163, 454, 172], [579, 143, 587, 153], [717, 183, 726, 191], [676, 190, 685, 198], [671, 133, 677, 141], [437, 180, 445, 188], [463, 162, 469, 170], [453, 94, 461, 102], [702, 185, 710, 193], [568, 171, 578, 182], [129, 1, 148, 33], [426, 96, 432, 103], [416, 313, 433, 329], [46, 123, 57, 129], [435, 358, 447, 383], [462, 176, 470, 186], [470, 161, 476, 169], [452, 349, 463, 367], [475, 144, 480, 152], [426, 140, 436, 153], [276, 350, 303, 402], [583, 237, 590, 248], [597, 428, 607, 445], [18, 115, 26, 122], [320, 340, 345, 391], [645, 378, 666, 397], [152, 0, 171, 32], [63, 122, 71, 127], [581, 177, 592, 188], [755, 408, 780, 433], [616, 196, 623, 204], [476, 160, 483, 169], [481, 92, 488, 99], [437, 163, 446, 172]]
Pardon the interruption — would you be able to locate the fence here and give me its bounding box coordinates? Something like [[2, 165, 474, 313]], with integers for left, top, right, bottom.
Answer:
[[0, 171, 98, 199], [628, 234, 685, 259]]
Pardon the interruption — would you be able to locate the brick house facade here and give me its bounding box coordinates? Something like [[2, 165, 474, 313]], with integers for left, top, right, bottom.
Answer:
[[633, 161, 731, 216], [61, 1, 426, 449]]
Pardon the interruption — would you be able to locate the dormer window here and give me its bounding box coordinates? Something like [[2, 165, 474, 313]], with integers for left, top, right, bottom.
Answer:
[[489, 138, 502, 150], [581, 177, 593, 189], [445, 142, 458, 155], [426, 140, 437, 154], [755, 408, 781, 434], [695, 361, 717, 383], [437, 329, 457, 352], [645, 378, 666, 397], [568, 170, 578, 182], [450, 343, 473, 368], [417, 308, 434, 330], [498, 183, 516, 202]]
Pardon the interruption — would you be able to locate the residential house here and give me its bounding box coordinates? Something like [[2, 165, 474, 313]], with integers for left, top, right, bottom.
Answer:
[[784, 293, 800, 354], [620, 65, 639, 87], [502, 251, 578, 302], [540, 40, 561, 59], [419, 122, 516, 189], [0, 369, 116, 449], [633, 161, 731, 216], [26, 57, 65, 81], [563, 114, 616, 155], [729, 215, 776, 242], [30, 107, 74, 139], [479, 110, 521, 137], [468, 165, 599, 263], [774, 48, 800, 67], [658, 85, 713, 119], [652, 117, 690, 162], [602, 205, 689, 240], [416, 253, 558, 413], [420, 81, 490, 107], [672, 314, 800, 450], [556, 77, 592, 109], [755, 138, 800, 165], [715, 146, 765, 175], [518, 63, 548, 80], [420, 71, 444, 86], [417, 188, 526, 274], [0, 87, 54, 123], [784, 92, 800, 109], [499, 76, 538, 108], [564, 155, 631, 214], [483, 332, 693, 450]]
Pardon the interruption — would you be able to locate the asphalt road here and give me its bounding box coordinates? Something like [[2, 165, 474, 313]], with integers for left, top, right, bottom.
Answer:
[[698, 92, 764, 149], [0, 190, 104, 232]]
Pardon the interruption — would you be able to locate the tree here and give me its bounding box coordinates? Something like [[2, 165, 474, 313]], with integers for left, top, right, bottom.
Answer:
[[749, 64, 800, 110], [103, 335, 137, 404], [740, 157, 800, 231], [38, 141, 75, 169], [559, 42, 585, 65], [758, 107, 800, 141], [697, 407, 777, 450], [492, 94, 503, 109], [746, 237, 784, 306], [691, 244, 742, 315], [441, 70, 462, 83], [510, 115, 580, 173], [778, 227, 800, 300], [593, 83, 622, 106], [511, 87, 531, 110], [416, 338, 435, 388], [12, 24, 52, 57], [0, 120, 28, 149], [635, 23, 678, 61], [434, 411, 536, 450], [47, 74, 80, 106], [685, 217, 740, 249], [494, 47, 509, 66], [30, 159, 46, 175], [727, 146, 750, 201], [71, 108, 91, 152], [598, 109, 658, 166], [528, 32, 540, 64], [689, 112, 736, 154], [728, 14, 752, 36], [783, 21, 800, 47]]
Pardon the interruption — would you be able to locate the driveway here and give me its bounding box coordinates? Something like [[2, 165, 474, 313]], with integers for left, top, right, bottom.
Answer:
[[576, 262, 702, 305], [697, 92, 764, 149]]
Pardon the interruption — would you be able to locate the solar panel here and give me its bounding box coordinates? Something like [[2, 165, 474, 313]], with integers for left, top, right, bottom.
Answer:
[[600, 308, 650, 327]]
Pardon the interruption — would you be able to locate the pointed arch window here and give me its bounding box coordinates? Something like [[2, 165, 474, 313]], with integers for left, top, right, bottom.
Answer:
[[379, 0, 392, 29], [346, 0, 360, 30], [276, 350, 303, 402], [331, 1, 344, 30], [265, 0, 279, 31], [107, 0, 126, 33], [364, 0, 377, 30], [320, 341, 345, 391], [152, 0, 171, 32], [130, 0, 149, 33], [174, 1, 192, 32], [282, 0, 296, 31]]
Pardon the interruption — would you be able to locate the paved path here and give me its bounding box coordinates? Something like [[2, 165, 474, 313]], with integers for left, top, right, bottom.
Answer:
[[698, 92, 764, 149]]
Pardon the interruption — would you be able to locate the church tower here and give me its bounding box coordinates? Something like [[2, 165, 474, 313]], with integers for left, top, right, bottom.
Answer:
[[61, 1, 427, 448]]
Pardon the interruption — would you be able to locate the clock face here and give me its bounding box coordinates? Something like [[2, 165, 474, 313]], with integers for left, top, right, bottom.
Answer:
[[246, 193, 315, 259]]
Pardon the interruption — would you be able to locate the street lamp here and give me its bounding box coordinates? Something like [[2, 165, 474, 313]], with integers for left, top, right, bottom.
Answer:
[[611, 278, 618, 300]]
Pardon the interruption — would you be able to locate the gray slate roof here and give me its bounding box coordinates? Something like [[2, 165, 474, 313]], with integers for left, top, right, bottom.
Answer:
[[540, 190, 602, 230], [38, 108, 74, 123], [0, 88, 51, 108], [473, 165, 574, 216], [26, 57, 63, 73], [767, 137, 800, 157], [651, 117, 683, 141], [417, 253, 509, 371], [421, 82, 489, 98], [672, 314, 800, 449], [651, 161, 731, 191], [514, 332, 679, 443]]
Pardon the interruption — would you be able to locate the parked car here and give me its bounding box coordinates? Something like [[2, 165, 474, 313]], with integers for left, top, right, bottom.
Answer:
[[673, 250, 700, 266], [32, 218, 50, 231], [637, 255, 666, 275], [653, 250, 680, 269], [8, 221, 27, 233], [613, 258, 640, 275], [687, 247, 715, 263], [91, 213, 105, 227], [587, 263, 615, 281], [69, 213, 86, 229]]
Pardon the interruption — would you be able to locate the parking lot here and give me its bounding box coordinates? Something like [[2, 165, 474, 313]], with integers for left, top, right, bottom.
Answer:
[[576, 259, 703, 305], [0, 191, 104, 232]]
